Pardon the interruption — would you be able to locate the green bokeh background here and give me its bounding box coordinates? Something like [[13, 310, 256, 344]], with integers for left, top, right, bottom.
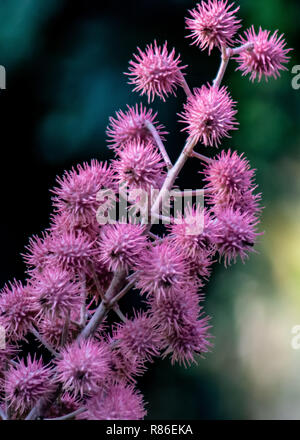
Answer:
[[1, 0, 299, 419]]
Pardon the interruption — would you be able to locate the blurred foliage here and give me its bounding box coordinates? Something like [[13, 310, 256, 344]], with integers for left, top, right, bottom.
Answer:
[[0, 0, 300, 419]]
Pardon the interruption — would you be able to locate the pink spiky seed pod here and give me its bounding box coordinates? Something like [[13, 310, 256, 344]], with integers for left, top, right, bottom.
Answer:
[[169, 204, 221, 257], [113, 140, 166, 191], [203, 149, 256, 199], [106, 103, 167, 152], [47, 230, 97, 273], [0, 280, 38, 342], [4, 355, 56, 415], [179, 84, 238, 147], [28, 266, 83, 318], [186, 0, 241, 54], [135, 241, 194, 299], [113, 312, 162, 363], [55, 339, 111, 398], [126, 40, 187, 103], [51, 160, 115, 228], [22, 232, 52, 273], [235, 26, 292, 82], [148, 286, 212, 367], [77, 382, 146, 420], [0, 344, 19, 375], [162, 314, 213, 367], [38, 315, 79, 350], [98, 222, 148, 273], [215, 206, 262, 266]]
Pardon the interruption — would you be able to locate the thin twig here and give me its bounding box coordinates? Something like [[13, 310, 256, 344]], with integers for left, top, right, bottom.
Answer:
[[78, 270, 127, 340], [150, 136, 198, 218], [44, 407, 86, 421], [190, 150, 212, 163], [213, 45, 230, 88], [228, 42, 254, 57], [109, 279, 136, 308], [112, 304, 127, 322], [178, 70, 192, 97], [31, 327, 58, 357], [145, 120, 172, 170]]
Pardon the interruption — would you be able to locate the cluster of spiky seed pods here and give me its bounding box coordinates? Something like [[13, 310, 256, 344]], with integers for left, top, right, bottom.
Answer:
[[0, 0, 291, 420]]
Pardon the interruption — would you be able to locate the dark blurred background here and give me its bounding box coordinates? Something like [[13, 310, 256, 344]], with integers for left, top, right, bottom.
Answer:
[[0, 0, 299, 419]]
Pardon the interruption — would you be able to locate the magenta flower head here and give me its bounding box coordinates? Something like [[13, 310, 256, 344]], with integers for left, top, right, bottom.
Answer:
[[78, 382, 146, 420], [113, 312, 162, 362], [235, 26, 291, 82], [113, 140, 165, 191], [106, 103, 167, 152], [135, 241, 193, 298], [0, 281, 38, 342], [179, 84, 238, 147], [126, 40, 187, 102], [52, 160, 114, 228], [186, 0, 241, 54], [28, 266, 83, 318], [56, 338, 111, 397], [215, 207, 262, 266], [4, 355, 56, 415], [98, 222, 148, 273]]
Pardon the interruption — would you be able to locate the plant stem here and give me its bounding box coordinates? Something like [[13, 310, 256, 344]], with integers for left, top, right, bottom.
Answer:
[[190, 150, 212, 163], [145, 120, 172, 169], [44, 407, 86, 421], [78, 270, 126, 340], [213, 46, 230, 88], [31, 327, 58, 357], [228, 42, 254, 57], [179, 71, 192, 97], [150, 136, 198, 219]]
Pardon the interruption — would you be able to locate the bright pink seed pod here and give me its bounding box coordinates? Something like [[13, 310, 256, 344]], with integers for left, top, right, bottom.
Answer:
[[113, 140, 166, 191], [47, 230, 97, 273], [51, 160, 114, 228], [126, 40, 187, 103], [203, 150, 255, 198], [56, 339, 111, 397], [22, 232, 52, 273], [98, 222, 148, 273], [113, 311, 162, 362], [78, 382, 146, 420], [215, 206, 262, 266], [38, 315, 79, 350], [186, 0, 241, 54], [135, 241, 194, 299], [4, 355, 56, 415], [163, 314, 213, 367], [169, 204, 221, 257], [179, 84, 238, 147], [106, 103, 167, 152], [0, 280, 38, 342], [235, 26, 291, 82], [28, 266, 83, 318]]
